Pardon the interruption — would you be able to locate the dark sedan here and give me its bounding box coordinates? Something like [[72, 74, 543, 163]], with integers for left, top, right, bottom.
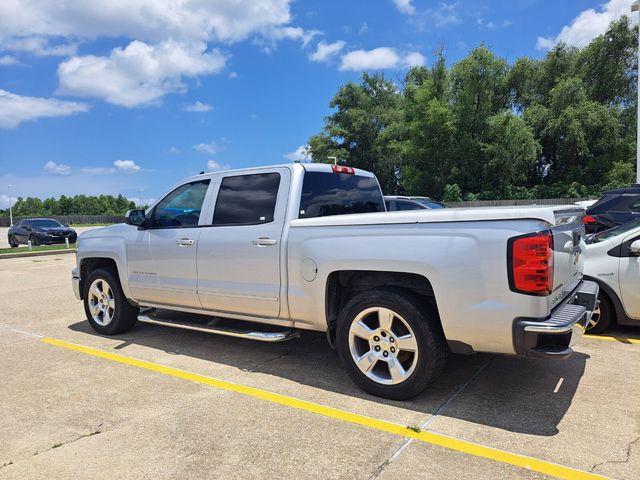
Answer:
[[584, 184, 640, 233], [8, 218, 77, 247], [384, 195, 448, 211]]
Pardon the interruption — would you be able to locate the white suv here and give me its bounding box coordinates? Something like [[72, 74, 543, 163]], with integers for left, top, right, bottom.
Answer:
[[584, 219, 640, 332]]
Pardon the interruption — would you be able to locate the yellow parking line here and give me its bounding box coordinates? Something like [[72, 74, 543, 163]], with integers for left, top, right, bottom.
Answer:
[[42, 337, 606, 480], [583, 334, 640, 344]]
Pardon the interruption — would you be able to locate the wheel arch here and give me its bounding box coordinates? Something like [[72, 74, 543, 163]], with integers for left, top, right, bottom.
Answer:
[[324, 270, 441, 347], [583, 275, 633, 325], [79, 257, 134, 304]]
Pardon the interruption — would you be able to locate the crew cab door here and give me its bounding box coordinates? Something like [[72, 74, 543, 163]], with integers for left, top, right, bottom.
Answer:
[[127, 179, 211, 308], [196, 169, 289, 318], [618, 231, 640, 319]]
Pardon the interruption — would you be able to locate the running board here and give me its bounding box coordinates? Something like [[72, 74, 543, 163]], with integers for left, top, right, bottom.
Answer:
[[137, 312, 300, 343]]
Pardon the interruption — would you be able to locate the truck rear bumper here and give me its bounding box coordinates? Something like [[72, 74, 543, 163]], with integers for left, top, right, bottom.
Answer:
[[512, 280, 599, 360]]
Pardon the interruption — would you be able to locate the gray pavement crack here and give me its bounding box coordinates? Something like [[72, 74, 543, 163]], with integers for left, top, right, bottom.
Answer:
[[590, 435, 640, 473], [367, 355, 496, 480], [33, 425, 103, 457]]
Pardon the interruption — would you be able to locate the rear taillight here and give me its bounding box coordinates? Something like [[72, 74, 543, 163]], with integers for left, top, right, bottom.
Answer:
[[332, 165, 355, 174], [583, 215, 597, 224], [508, 231, 554, 296]]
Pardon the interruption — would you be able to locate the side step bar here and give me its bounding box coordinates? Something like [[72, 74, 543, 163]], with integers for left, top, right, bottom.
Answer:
[[137, 312, 300, 343]]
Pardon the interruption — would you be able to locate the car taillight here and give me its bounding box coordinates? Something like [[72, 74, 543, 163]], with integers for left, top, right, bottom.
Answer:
[[508, 231, 554, 296], [332, 165, 355, 174], [583, 215, 597, 224]]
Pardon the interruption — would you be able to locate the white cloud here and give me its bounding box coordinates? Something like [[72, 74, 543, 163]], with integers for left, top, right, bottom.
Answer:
[[114, 159, 141, 173], [57, 40, 226, 107], [1, 36, 77, 56], [536, 0, 635, 50], [165, 146, 182, 154], [0, 194, 12, 209], [184, 100, 213, 112], [44, 161, 71, 176], [393, 0, 415, 15], [0, 89, 89, 129], [339, 48, 425, 71], [207, 160, 230, 171], [0, 0, 297, 46], [194, 142, 219, 154], [284, 145, 311, 162], [0, 55, 18, 65], [310, 40, 346, 62]]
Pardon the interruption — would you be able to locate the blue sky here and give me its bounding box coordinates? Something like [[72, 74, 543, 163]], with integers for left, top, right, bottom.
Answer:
[[0, 0, 635, 206]]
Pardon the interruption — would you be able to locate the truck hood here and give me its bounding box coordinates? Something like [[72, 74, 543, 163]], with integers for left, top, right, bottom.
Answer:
[[291, 204, 584, 227], [78, 223, 129, 239]]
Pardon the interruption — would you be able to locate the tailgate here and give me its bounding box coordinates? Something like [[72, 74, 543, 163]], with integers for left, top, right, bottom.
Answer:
[[548, 207, 585, 310]]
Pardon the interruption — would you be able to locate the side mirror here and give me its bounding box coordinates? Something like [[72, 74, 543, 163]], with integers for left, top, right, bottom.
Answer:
[[125, 209, 146, 227], [629, 239, 640, 256]]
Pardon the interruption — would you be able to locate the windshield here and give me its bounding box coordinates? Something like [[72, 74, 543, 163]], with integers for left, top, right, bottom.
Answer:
[[31, 219, 63, 228], [588, 219, 640, 243]]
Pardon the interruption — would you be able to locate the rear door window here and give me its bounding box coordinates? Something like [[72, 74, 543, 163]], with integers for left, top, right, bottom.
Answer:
[[213, 173, 281, 226], [299, 172, 384, 218]]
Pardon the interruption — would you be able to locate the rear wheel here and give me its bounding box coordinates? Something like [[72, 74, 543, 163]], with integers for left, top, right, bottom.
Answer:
[[8, 235, 18, 248], [83, 268, 138, 335], [587, 292, 615, 334], [336, 288, 447, 400]]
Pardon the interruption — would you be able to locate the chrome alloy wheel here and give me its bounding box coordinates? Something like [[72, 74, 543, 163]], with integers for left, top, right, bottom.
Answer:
[[588, 302, 601, 331], [88, 278, 115, 326], [348, 307, 419, 385]]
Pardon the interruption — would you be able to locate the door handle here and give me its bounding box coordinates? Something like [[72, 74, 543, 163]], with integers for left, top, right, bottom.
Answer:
[[253, 238, 277, 247], [176, 238, 195, 246]]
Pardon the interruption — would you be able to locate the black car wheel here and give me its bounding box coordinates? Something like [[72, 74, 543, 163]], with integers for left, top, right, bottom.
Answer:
[[29, 234, 38, 247], [8, 235, 19, 248], [586, 292, 615, 334]]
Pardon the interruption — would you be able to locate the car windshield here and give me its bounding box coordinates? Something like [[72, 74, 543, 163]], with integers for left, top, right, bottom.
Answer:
[[31, 219, 63, 228], [588, 219, 640, 243]]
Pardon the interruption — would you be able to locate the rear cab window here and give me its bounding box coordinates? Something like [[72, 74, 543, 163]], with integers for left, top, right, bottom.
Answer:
[[299, 171, 385, 219]]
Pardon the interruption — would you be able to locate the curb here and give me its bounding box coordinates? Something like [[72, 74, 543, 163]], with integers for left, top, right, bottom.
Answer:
[[0, 249, 76, 260]]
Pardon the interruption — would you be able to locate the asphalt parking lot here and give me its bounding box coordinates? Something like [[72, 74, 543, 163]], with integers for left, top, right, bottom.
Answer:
[[1, 254, 639, 479]]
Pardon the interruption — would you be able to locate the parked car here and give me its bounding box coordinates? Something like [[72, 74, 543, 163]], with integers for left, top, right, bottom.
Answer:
[[8, 218, 77, 247], [584, 184, 640, 233], [584, 218, 640, 333], [71, 163, 597, 400], [384, 195, 448, 211]]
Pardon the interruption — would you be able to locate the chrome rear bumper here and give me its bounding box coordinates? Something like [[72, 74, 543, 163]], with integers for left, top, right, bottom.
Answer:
[[513, 280, 599, 359]]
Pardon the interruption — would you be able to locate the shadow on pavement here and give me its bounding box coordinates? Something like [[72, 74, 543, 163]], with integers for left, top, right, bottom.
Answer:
[[68, 313, 587, 437]]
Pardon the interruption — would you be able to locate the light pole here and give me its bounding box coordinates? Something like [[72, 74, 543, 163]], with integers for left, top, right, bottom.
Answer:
[[633, 1, 640, 183], [328, 156, 338, 165], [7, 184, 13, 226], [138, 188, 143, 209]]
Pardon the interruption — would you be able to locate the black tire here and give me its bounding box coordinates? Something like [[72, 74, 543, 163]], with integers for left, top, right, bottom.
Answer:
[[336, 288, 448, 400], [29, 234, 38, 247], [83, 268, 138, 335], [587, 292, 615, 334], [8, 235, 18, 248]]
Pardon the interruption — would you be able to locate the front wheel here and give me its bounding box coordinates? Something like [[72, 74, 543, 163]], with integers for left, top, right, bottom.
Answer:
[[29, 234, 38, 246], [336, 288, 447, 400], [83, 268, 138, 335]]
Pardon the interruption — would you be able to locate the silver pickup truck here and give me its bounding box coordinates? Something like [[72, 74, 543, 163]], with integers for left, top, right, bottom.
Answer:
[[72, 163, 598, 399]]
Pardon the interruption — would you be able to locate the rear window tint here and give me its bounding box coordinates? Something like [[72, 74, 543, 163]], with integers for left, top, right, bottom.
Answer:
[[299, 171, 384, 219], [213, 173, 280, 225], [587, 194, 621, 214]]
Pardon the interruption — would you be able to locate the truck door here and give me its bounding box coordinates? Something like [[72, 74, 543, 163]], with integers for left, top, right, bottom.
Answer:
[[127, 180, 211, 308], [618, 231, 640, 319], [196, 169, 288, 318]]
